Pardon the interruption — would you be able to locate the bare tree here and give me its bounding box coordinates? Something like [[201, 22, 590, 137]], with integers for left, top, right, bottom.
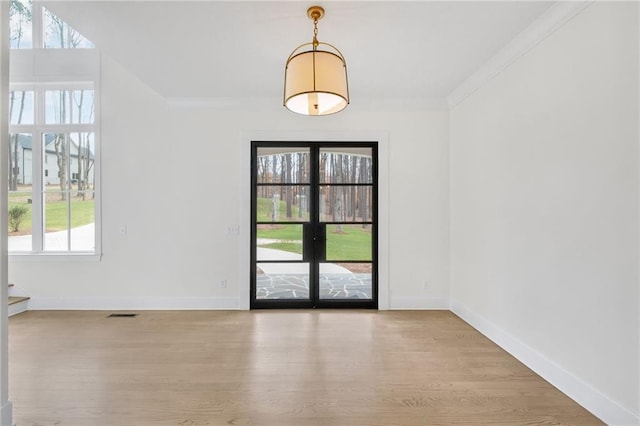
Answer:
[[76, 134, 94, 201], [359, 157, 371, 224], [10, 0, 31, 48], [351, 155, 357, 221], [285, 153, 292, 219], [331, 153, 345, 232], [44, 7, 84, 48], [8, 91, 27, 191], [9, 1, 32, 191], [53, 134, 68, 200], [73, 91, 95, 200], [257, 156, 270, 197], [279, 155, 285, 206], [297, 152, 306, 218]]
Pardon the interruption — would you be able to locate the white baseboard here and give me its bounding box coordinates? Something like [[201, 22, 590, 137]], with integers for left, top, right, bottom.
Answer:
[[29, 297, 451, 311], [0, 400, 12, 426], [450, 299, 639, 426], [389, 297, 449, 310], [28, 297, 241, 310]]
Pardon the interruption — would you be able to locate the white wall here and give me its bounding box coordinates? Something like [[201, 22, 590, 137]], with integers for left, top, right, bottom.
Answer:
[[450, 2, 639, 424], [9, 1, 637, 423], [8, 53, 451, 310]]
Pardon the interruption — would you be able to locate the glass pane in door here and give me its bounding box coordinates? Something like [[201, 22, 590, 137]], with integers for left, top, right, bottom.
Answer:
[[256, 147, 310, 184], [256, 262, 310, 300], [319, 185, 372, 223], [325, 224, 372, 261], [255, 186, 310, 222], [256, 224, 303, 261], [319, 147, 373, 183], [319, 263, 372, 300]]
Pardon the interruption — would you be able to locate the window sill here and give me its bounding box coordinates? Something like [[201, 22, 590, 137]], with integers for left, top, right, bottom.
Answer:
[[9, 252, 102, 262]]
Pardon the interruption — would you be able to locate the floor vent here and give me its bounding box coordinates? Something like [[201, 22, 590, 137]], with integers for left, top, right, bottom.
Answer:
[[107, 313, 138, 318]]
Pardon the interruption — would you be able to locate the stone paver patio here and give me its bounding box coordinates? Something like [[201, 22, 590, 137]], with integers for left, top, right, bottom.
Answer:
[[256, 271, 372, 300], [256, 245, 372, 300]]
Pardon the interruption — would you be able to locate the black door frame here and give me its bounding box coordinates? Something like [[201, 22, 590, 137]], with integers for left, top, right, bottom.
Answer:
[[250, 141, 378, 309]]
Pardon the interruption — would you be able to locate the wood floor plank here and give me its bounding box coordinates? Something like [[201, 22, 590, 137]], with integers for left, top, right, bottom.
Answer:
[[9, 310, 603, 426]]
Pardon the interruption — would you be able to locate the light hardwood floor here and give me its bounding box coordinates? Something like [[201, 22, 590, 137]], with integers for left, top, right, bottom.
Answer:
[[9, 310, 603, 426]]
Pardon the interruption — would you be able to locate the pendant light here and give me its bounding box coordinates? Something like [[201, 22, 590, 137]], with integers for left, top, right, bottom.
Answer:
[[283, 6, 349, 116]]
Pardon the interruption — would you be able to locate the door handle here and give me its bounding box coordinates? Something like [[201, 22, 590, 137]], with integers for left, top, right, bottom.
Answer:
[[304, 224, 325, 260]]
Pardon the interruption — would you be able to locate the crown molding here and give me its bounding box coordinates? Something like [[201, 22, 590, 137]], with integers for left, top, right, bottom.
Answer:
[[167, 2, 594, 112], [447, 0, 594, 109]]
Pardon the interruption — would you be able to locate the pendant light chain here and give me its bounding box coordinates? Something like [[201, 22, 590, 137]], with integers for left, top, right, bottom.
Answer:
[[312, 16, 319, 49]]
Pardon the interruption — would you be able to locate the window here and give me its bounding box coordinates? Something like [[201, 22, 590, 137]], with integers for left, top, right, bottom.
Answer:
[[9, 0, 33, 49], [45, 89, 95, 124], [9, 88, 98, 254], [10, 1, 94, 50], [9, 2, 99, 256], [43, 7, 94, 49], [9, 90, 34, 124]]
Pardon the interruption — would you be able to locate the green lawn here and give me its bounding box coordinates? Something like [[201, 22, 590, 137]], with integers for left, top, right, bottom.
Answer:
[[45, 199, 95, 231], [8, 196, 95, 233], [256, 194, 372, 260], [256, 223, 303, 240], [326, 225, 372, 261], [257, 223, 371, 261]]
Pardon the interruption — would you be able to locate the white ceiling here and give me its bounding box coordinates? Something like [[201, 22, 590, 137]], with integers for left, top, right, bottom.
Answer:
[[43, 1, 554, 104]]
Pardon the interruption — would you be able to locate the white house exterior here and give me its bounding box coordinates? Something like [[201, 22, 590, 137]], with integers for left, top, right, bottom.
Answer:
[[10, 133, 95, 187]]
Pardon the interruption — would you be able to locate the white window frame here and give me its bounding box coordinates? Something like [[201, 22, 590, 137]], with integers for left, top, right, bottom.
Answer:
[[9, 3, 101, 261], [9, 82, 101, 260]]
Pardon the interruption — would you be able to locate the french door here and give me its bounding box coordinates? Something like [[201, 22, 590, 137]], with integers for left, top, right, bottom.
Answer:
[[251, 142, 378, 309]]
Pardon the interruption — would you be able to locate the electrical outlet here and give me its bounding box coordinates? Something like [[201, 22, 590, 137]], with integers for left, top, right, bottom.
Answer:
[[220, 279, 227, 289], [423, 280, 429, 290]]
